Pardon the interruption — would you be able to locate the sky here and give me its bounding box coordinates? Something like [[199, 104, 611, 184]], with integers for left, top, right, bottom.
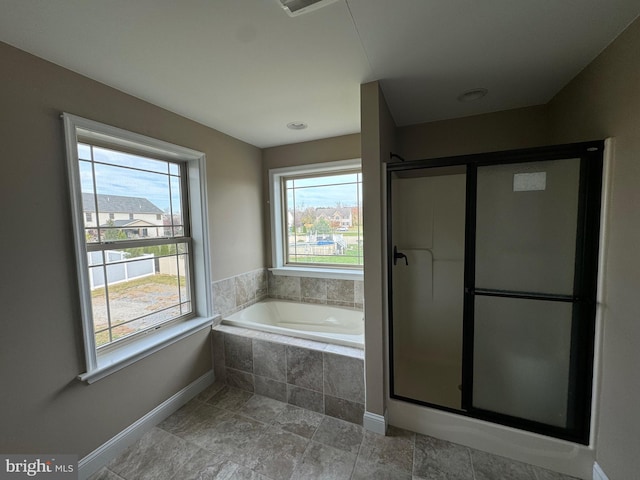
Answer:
[[79, 143, 363, 212], [79, 144, 181, 213], [286, 173, 362, 208]]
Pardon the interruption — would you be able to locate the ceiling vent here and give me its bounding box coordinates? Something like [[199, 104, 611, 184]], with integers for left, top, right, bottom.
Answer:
[[276, 0, 340, 17]]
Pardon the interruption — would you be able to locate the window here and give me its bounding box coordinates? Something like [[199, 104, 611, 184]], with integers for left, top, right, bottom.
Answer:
[[63, 114, 212, 383], [270, 159, 363, 279]]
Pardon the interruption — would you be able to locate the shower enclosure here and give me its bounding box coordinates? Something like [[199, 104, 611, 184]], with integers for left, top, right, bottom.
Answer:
[[387, 142, 603, 443]]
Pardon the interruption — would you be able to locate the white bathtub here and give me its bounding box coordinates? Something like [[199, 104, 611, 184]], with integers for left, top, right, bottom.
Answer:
[[222, 299, 364, 348]]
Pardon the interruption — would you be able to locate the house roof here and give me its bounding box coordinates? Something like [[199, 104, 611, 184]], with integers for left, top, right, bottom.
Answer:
[[315, 207, 353, 218], [83, 193, 163, 215], [100, 219, 160, 228]]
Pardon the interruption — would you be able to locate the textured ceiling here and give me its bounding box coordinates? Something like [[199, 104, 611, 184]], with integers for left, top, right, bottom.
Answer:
[[1, 0, 638, 147]]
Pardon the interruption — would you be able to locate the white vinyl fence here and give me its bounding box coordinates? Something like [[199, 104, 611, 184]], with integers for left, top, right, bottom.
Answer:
[[87, 250, 155, 290]]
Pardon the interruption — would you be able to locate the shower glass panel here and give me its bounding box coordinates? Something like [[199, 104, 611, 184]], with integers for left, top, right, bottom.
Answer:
[[475, 159, 581, 295], [473, 296, 573, 427], [388, 141, 603, 444], [391, 167, 466, 410], [469, 158, 581, 429]]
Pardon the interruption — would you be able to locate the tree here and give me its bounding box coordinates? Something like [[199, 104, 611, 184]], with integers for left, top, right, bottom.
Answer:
[[314, 217, 331, 235], [300, 207, 316, 230], [103, 219, 127, 241]]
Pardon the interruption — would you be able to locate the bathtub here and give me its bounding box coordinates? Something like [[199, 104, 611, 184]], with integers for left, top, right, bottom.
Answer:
[[222, 299, 364, 348]]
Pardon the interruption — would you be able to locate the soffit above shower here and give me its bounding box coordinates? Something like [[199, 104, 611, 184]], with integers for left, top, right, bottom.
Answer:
[[0, 1, 638, 147]]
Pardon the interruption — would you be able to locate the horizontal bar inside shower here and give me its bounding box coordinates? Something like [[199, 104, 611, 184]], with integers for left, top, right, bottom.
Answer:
[[470, 288, 578, 303]]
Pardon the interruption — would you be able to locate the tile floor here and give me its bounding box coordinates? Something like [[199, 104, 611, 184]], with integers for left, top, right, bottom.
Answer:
[[89, 383, 579, 480]]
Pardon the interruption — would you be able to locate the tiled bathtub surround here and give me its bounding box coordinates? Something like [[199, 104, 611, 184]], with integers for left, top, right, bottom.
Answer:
[[212, 268, 267, 316], [268, 272, 364, 309], [212, 269, 364, 316], [213, 325, 365, 425]]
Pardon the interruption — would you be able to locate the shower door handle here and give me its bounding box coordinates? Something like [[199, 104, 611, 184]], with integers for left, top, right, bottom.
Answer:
[[393, 246, 408, 266]]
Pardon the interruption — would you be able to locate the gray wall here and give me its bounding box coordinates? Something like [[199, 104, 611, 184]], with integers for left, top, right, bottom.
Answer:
[[0, 42, 263, 457], [360, 81, 397, 417], [261, 133, 361, 265], [396, 105, 550, 160], [359, 97, 551, 419], [548, 16, 640, 480]]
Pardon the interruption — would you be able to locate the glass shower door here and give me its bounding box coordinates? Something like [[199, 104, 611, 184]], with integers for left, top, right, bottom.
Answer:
[[466, 158, 586, 433], [390, 167, 466, 410]]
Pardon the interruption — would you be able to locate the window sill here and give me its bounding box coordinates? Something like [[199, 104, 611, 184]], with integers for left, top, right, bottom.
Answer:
[[270, 266, 363, 281], [78, 315, 218, 384]]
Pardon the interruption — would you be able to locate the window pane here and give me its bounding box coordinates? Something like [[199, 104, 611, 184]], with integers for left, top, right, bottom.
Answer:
[[92, 146, 169, 175], [111, 306, 183, 343], [87, 242, 191, 347], [105, 262, 181, 327], [79, 145, 186, 245], [284, 170, 363, 267], [67, 118, 200, 356], [78, 143, 92, 161], [94, 163, 169, 211]]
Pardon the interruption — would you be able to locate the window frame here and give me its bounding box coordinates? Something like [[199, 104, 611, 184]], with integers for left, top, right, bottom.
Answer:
[[269, 159, 363, 280], [63, 113, 213, 383]]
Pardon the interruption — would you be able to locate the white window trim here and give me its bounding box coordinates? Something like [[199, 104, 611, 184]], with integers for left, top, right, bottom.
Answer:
[[269, 158, 363, 281], [63, 113, 214, 383]]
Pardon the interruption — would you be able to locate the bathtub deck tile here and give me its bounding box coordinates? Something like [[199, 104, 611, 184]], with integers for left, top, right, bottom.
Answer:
[[300, 277, 328, 301], [224, 334, 253, 373], [323, 353, 365, 404], [254, 375, 287, 402], [324, 395, 365, 425], [326, 279, 355, 304], [287, 384, 324, 413], [286, 345, 323, 391], [285, 336, 330, 352], [226, 368, 255, 393], [253, 339, 286, 382], [324, 344, 365, 359], [213, 325, 258, 338]]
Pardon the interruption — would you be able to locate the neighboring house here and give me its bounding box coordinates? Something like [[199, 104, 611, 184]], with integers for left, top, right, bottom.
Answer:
[[315, 207, 353, 228], [82, 193, 165, 238]]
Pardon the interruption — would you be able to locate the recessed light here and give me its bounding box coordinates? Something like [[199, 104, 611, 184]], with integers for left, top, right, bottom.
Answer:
[[457, 88, 488, 102], [287, 121, 308, 130]]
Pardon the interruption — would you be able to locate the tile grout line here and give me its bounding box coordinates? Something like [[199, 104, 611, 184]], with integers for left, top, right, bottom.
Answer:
[[412, 430, 417, 478], [468, 446, 477, 480], [349, 422, 366, 480]]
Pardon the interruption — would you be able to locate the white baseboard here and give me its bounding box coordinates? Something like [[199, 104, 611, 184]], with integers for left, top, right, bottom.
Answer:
[[593, 462, 609, 480], [363, 410, 388, 435], [78, 370, 214, 480]]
